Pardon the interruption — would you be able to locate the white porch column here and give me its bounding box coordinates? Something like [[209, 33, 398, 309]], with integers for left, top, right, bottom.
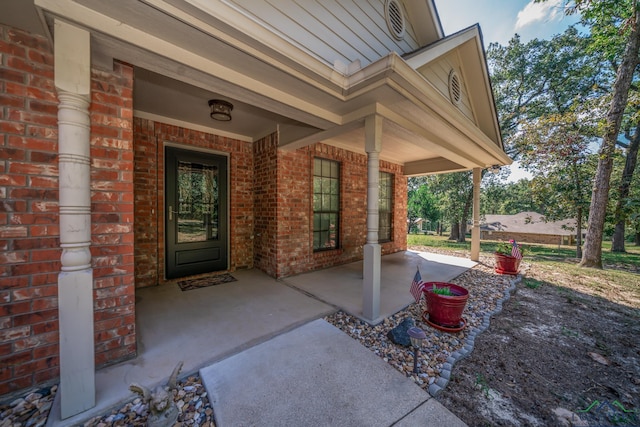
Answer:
[[54, 20, 95, 418], [471, 168, 481, 261], [363, 115, 382, 322]]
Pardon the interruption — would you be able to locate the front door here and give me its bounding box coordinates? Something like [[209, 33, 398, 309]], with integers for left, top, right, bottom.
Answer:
[[165, 146, 228, 279]]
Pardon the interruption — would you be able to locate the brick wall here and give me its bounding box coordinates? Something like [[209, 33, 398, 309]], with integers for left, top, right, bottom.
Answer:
[[0, 24, 135, 396], [133, 120, 160, 287], [385, 159, 408, 252], [133, 118, 254, 287], [254, 139, 407, 279], [0, 24, 60, 396], [253, 134, 278, 276], [90, 62, 136, 368]]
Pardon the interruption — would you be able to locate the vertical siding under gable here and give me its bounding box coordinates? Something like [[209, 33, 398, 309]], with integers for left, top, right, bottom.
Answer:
[[228, 0, 420, 68], [417, 52, 476, 123]]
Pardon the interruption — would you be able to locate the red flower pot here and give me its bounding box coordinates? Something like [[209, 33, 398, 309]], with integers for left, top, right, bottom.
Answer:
[[423, 282, 469, 328], [494, 252, 521, 275]]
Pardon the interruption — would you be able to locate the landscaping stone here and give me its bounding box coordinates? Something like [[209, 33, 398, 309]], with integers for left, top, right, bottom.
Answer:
[[386, 317, 415, 346]]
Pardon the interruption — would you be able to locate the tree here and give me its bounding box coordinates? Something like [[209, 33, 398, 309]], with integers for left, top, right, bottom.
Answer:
[[407, 177, 440, 234], [516, 112, 596, 257], [575, 0, 640, 267], [611, 125, 640, 251], [488, 25, 606, 257], [426, 172, 474, 243], [481, 179, 541, 215], [488, 27, 607, 157]]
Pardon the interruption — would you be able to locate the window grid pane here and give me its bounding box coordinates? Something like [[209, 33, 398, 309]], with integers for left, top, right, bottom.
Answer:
[[313, 158, 340, 251], [379, 172, 393, 242]]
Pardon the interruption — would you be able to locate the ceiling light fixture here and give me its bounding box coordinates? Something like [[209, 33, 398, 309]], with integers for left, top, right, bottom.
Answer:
[[208, 99, 233, 121], [489, 165, 501, 174]]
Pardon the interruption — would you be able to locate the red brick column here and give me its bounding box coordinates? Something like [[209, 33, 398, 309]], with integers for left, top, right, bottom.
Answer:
[[90, 62, 136, 368], [0, 25, 61, 395], [0, 24, 136, 396]]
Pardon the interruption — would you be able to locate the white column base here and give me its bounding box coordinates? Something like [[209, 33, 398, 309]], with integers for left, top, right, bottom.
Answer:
[[59, 269, 95, 419], [362, 243, 381, 322]]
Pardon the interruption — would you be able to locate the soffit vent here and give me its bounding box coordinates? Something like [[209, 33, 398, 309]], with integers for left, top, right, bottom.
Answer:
[[448, 69, 462, 106], [385, 0, 405, 40]]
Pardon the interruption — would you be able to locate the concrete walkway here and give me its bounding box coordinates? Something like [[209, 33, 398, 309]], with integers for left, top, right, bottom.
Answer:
[[201, 319, 467, 426]]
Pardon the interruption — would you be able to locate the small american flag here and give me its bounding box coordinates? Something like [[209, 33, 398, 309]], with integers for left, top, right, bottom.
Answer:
[[511, 240, 523, 259], [410, 268, 425, 303]]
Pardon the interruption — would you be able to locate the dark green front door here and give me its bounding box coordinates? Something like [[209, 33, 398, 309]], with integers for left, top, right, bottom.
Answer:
[[165, 146, 228, 279]]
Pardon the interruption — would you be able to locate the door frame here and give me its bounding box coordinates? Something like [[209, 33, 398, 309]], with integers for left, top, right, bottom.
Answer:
[[163, 142, 230, 279]]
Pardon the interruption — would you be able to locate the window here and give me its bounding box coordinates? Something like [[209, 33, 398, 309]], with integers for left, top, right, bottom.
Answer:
[[379, 172, 393, 242], [313, 158, 339, 251]]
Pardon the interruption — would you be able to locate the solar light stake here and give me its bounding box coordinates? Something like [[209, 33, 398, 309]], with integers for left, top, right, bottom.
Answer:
[[407, 327, 426, 374]]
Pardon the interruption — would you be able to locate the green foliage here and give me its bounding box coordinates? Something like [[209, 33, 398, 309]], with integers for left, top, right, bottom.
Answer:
[[561, 326, 580, 338], [481, 180, 541, 215], [430, 284, 455, 296], [407, 177, 440, 233], [495, 240, 527, 257], [515, 112, 597, 241], [475, 373, 491, 399], [487, 27, 607, 156], [428, 172, 473, 222], [524, 278, 543, 289], [626, 197, 640, 224]]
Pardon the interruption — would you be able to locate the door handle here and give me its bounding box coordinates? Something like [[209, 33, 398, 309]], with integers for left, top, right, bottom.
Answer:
[[169, 206, 178, 221]]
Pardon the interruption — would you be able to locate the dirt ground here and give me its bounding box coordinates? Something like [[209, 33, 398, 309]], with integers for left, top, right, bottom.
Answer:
[[436, 259, 640, 427]]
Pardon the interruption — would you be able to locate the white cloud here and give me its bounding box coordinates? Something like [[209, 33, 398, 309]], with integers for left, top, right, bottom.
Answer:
[[515, 0, 563, 30]]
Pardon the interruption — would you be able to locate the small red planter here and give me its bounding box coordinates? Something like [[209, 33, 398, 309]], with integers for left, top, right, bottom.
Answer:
[[494, 252, 521, 275], [422, 282, 469, 331]]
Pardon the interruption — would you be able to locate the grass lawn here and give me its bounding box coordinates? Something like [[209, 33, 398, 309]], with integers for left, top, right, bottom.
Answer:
[[428, 233, 640, 426], [407, 234, 640, 309]]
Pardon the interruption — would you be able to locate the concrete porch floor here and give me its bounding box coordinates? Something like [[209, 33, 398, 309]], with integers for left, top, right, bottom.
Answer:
[[50, 250, 474, 426], [284, 250, 477, 324]]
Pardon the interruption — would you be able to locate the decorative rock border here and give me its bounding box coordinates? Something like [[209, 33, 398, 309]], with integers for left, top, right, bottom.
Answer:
[[325, 250, 527, 398], [428, 272, 522, 397]]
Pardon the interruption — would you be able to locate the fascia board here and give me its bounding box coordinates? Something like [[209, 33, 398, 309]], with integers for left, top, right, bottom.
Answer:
[[402, 25, 504, 151], [404, 25, 479, 69], [377, 58, 511, 165]]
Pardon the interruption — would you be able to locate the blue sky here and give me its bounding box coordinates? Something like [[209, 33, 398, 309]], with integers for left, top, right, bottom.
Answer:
[[434, 0, 581, 46], [434, 0, 582, 181]]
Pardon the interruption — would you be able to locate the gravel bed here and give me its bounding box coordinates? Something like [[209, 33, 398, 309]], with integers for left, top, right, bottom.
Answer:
[[2, 248, 514, 426], [324, 248, 523, 396], [79, 375, 215, 427], [0, 385, 56, 427], [0, 376, 215, 427]]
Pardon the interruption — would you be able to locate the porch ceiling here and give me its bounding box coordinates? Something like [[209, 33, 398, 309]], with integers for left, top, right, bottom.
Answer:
[[31, 0, 512, 174], [133, 68, 298, 143]]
